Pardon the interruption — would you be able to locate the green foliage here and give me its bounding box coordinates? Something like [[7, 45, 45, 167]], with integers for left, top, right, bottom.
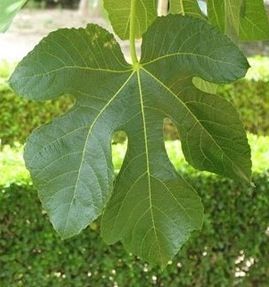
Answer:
[[1, 170, 269, 286], [239, 0, 269, 40], [103, 0, 157, 40], [247, 135, 269, 173], [207, 0, 243, 41], [0, 61, 74, 146], [10, 15, 252, 266], [169, 0, 204, 17], [207, 0, 269, 41], [0, 85, 73, 146], [1, 78, 269, 145], [221, 80, 269, 136], [0, 0, 27, 32], [5, 0, 269, 267], [1, 58, 269, 146], [0, 144, 29, 186], [0, 61, 16, 80], [167, 134, 269, 176], [0, 135, 268, 284], [1, 133, 268, 186]]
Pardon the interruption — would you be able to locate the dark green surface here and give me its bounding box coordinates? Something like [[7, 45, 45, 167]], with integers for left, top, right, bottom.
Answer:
[[1, 171, 269, 286], [10, 15, 251, 266]]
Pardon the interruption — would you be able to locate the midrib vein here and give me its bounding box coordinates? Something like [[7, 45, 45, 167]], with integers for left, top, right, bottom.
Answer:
[[180, 0, 185, 16], [136, 70, 162, 260]]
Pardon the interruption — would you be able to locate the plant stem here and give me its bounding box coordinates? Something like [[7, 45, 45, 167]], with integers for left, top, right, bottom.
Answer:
[[130, 0, 138, 64], [180, 0, 185, 15], [158, 0, 169, 16]]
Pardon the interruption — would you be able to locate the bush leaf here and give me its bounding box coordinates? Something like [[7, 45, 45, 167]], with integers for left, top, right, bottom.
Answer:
[[10, 15, 251, 266], [0, 0, 26, 32], [239, 0, 269, 41], [208, 0, 269, 41]]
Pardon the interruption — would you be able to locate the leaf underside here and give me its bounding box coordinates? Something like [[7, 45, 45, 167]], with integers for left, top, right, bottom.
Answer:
[[0, 0, 26, 32], [10, 15, 251, 267]]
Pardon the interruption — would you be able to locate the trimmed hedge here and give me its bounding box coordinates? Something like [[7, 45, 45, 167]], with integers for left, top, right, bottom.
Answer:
[[1, 135, 269, 286], [221, 81, 269, 135], [0, 61, 74, 145], [1, 172, 269, 286], [0, 89, 74, 146]]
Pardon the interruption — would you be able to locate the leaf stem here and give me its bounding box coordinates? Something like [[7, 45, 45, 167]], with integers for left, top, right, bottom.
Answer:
[[158, 0, 168, 15], [130, 0, 138, 65], [180, 0, 185, 15]]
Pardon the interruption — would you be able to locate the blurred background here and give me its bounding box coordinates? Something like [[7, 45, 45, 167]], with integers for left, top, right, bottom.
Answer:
[[0, 1, 269, 286]]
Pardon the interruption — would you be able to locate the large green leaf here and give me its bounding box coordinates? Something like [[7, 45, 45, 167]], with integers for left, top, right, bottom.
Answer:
[[0, 0, 26, 32], [103, 0, 157, 39], [10, 15, 251, 266], [208, 0, 269, 41], [169, 0, 204, 18]]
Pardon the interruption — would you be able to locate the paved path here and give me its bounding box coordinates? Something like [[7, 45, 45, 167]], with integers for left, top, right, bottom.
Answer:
[[0, 10, 120, 62], [1, 8, 268, 63]]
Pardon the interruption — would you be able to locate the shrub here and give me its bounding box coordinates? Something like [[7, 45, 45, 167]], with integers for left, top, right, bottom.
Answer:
[[0, 80, 74, 146], [220, 80, 269, 135], [0, 134, 269, 286], [1, 172, 269, 286]]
